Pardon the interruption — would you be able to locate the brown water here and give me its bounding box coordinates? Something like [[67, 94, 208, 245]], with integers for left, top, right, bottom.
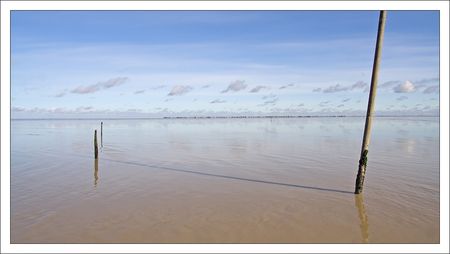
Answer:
[[10, 117, 439, 243]]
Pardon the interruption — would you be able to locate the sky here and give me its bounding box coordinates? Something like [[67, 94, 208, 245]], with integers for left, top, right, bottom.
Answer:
[[11, 11, 439, 118]]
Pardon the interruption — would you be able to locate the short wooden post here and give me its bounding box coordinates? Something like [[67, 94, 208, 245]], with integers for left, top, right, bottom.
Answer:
[[355, 10, 387, 194], [100, 122, 103, 147], [94, 129, 98, 159]]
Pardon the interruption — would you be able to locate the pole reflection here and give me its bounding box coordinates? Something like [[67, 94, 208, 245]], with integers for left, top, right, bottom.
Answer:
[[354, 194, 369, 243], [101, 122, 103, 148], [94, 159, 99, 187]]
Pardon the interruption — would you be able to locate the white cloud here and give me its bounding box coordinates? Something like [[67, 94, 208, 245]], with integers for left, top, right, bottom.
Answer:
[[423, 85, 439, 94], [351, 81, 367, 90], [101, 77, 129, 88], [149, 85, 166, 90], [262, 94, 277, 100], [279, 83, 294, 90], [257, 98, 278, 107], [415, 78, 439, 85], [322, 81, 367, 93], [12, 106, 26, 112], [167, 85, 193, 96], [379, 80, 401, 89], [71, 84, 102, 94], [127, 108, 142, 112], [319, 101, 330, 107], [54, 92, 66, 98], [210, 99, 227, 104], [221, 80, 247, 93], [71, 77, 129, 94], [323, 84, 347, 93], [393, 80, 416, 93], [75, 106, 93, 112], [249, 85, 268, 93]]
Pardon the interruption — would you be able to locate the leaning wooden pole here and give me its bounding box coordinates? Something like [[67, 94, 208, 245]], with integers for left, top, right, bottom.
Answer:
[[94, 129, 98, 159], [355, 10, 387, 194]]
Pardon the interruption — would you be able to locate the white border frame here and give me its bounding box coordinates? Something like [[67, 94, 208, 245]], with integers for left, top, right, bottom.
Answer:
[[1, 1, 449, 253]]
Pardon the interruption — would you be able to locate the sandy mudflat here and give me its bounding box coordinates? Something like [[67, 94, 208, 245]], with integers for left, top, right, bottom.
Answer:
[[11, 117, 439, 243]]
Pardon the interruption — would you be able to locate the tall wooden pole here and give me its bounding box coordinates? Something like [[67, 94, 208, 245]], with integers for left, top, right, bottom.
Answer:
[[94, 129, 98, 159], [355, 10, 387, 194]]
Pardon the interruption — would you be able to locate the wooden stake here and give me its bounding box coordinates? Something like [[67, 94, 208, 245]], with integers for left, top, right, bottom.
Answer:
[[355, 10, 387, 194], [94, 129, 98, 159]]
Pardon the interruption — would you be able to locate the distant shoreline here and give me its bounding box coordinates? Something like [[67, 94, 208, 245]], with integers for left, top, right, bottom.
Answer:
[[11, 115, 440, 121]]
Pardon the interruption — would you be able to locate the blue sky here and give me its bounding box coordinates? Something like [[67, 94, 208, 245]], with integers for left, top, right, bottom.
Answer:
[[11, 11, 439, 118]]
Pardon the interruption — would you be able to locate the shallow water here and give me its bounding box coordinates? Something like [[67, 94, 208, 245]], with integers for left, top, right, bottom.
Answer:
[[10, 117, 439, 243]]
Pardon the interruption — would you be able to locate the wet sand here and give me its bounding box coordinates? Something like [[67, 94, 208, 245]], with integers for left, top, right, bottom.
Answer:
[[11, 117, 439, 243]]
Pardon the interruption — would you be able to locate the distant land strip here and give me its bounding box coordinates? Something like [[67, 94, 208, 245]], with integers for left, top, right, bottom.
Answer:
[[11, 115, 439, 121]]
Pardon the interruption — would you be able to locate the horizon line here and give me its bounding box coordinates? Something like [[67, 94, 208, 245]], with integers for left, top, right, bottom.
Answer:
[[11, 114, 439, 121]]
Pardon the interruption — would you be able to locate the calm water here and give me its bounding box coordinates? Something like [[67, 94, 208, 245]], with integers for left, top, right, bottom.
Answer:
[[11, 117, 439, 243]]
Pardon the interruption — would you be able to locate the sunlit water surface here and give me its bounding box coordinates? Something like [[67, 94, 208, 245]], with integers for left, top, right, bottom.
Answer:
[[11, 117, 439, 243]]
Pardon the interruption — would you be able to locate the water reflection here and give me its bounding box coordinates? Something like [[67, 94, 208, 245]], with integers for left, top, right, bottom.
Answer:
[[396, 138, 416, 155], [100, 122, 104, 148], [94, 159, 99, 187], [355, 194, 369, 243]]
